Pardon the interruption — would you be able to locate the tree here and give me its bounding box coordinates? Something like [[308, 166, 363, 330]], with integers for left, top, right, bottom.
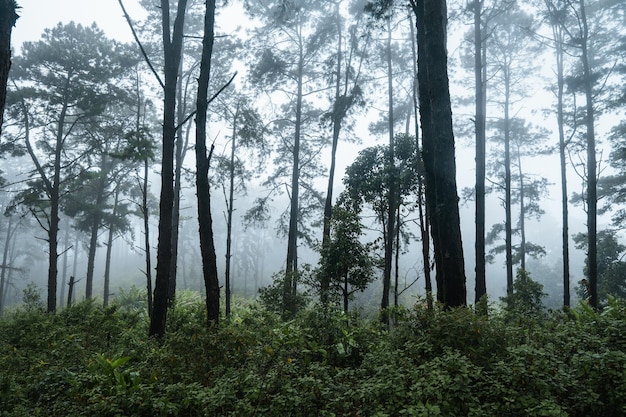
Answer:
[[555, 0, 617, 309], [316, 192, 375, 312], [411, 0, 467, 307], [194, 0, 221, 327], [343, 133, 421, 311], [485, 118, 548, 274], [501, 268, 547, 321], [245, 0, 334, 316], [9, 22, 133, 312], [542, 0, 573, 307], [64, 102, 139, 301], [471, 0, 488, 305], [485, 3, 539, 294], [574, 230, 626, 304], [146, 0, 189, 337], [215, 97, 267, 317], [320, 0, 367, 305], [0, 0, 18, 136]]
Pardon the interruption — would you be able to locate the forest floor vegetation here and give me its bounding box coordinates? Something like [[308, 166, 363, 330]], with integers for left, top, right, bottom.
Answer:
[[1, 287, 625, 416]]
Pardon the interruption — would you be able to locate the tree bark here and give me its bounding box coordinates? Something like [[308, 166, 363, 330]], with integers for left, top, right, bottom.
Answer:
[[195, 0, 220, 327], [284, 45, 304, 316], [382, 19, 396, 322], [504, 65, 514, 295], [473, 0, 487, 304], [103, 187, 120, 308], [225, 103, 239, 318], [579, 0, 597, 309], [413, 0, 466, 307], [321, 4, 343, 305], [550, 6, 570, 307], [150, 0, 188, 337], [0, 0, 18, 136]]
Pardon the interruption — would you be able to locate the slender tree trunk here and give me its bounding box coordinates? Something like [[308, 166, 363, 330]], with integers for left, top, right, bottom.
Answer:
[[195, 0, 220, 327], [580, 0, 597, 309], [382, 19, 396, 322], [70, 229, 79, 306], [504, 65, 514, 295], [343, 273, 349, 313], [0, 0, 18, 136], [473, 0, 487, 304], [285, 46, 304, 316], [517, 152, 526, 271], [553, 16, 570, 307], [394, 206, 401, 308], [103, 188, 119, 308], [0, 215, 13, 315], [60, 220, 70, 308], [225, 104, 239, 318], [321, 4, 343, 305], [150, 0, 188, 337], [85, 156, 109, 299], [414, 0, 466, 307], [142, 135, 153, 316]]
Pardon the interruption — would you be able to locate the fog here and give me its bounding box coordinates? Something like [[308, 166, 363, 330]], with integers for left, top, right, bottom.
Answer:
[[2, 0, 622, 312]]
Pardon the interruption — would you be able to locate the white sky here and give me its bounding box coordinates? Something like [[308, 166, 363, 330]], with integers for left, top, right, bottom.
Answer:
[[8, 0, 602, 297], [12, 0, 144, 48]]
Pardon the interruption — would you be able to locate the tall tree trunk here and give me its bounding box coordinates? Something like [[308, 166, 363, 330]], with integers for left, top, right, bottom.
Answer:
[[103, 188, 120, 308], [517, 152, 526, 271], [321, 4, 343, 305], [195, 0, 220, 327], [0, 0, 18, 136], [473, 0, 487, 304], [504, 65, 514, 295], [85, 155, 109, 299], [284, 47, 304, 316], [60, 220, 70, 308], [413, 0, 466, 307], [169, 62, 192, 304], [150, 0, 188, 337], [409, 12, 432, 310], [579, 0, 597, 309], [382, 19, 396, 323], [0, 215, 13, 315], [225, 103, 240, 318], [550, 8, 570, 307], [142, 129, 153, 317]]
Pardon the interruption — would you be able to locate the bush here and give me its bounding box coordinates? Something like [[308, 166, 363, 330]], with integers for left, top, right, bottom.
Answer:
[[1, 295, 626, 416]]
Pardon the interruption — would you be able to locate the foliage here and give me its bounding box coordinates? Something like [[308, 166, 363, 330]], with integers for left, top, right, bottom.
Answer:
[[258, 269, 311, 318], [313, 192, 376, 310], [500, 268, 547, 322], [573, 229, 626, 303], [1, 295, 626, 416]]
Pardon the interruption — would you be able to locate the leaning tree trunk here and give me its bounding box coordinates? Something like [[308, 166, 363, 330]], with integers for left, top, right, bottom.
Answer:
[[0, 0, 18, 136], [413, 0, 466, 307], [195, 0, 220, 328]]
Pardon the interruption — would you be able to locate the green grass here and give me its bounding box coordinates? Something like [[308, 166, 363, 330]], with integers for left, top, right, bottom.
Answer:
[[1, 296, 625, 416]]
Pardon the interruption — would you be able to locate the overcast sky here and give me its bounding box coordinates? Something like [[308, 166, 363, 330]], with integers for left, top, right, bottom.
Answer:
[[12, 0, 143, 48]]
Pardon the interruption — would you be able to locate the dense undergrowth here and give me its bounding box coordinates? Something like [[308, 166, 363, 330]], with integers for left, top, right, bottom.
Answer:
[[1, 292, 625, 416]]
